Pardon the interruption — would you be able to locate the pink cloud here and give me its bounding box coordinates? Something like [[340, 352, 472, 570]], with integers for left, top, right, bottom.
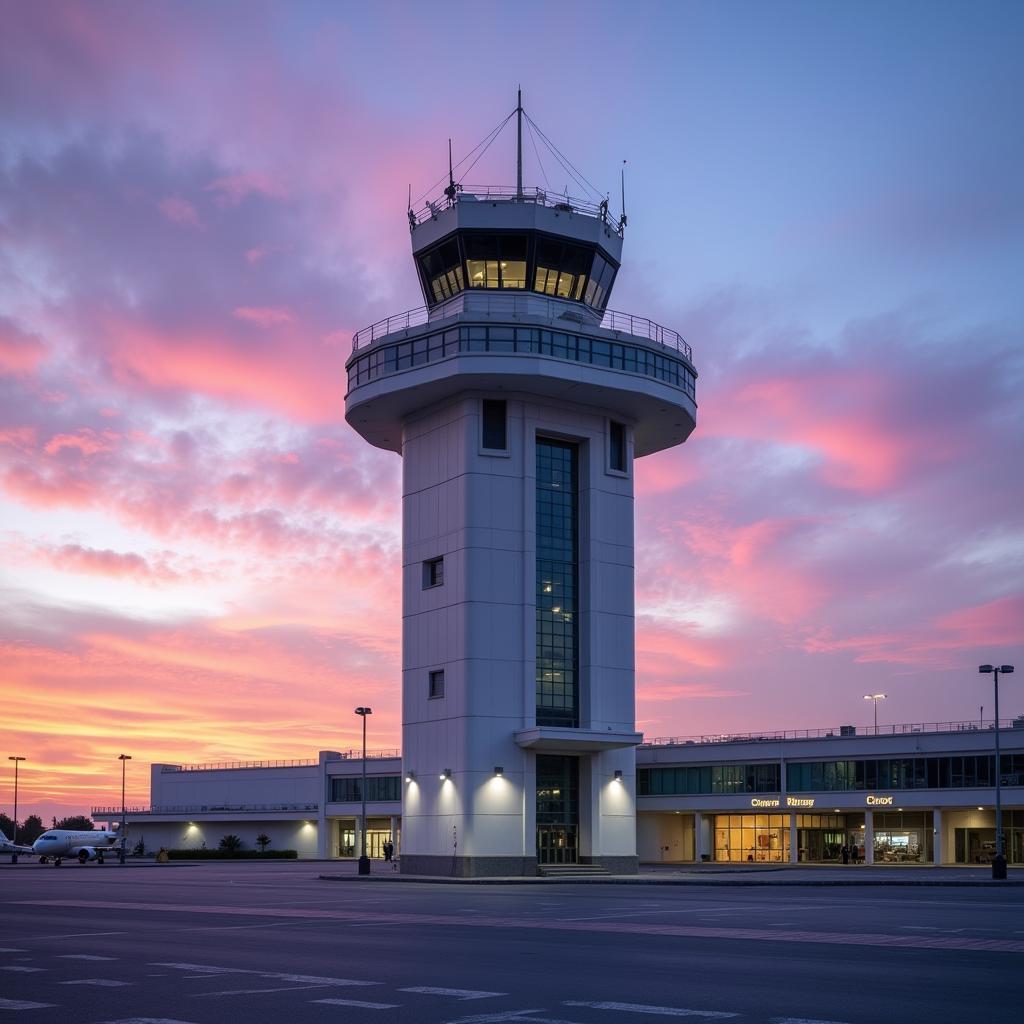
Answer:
[[44, 428, 120, 456], [233, 305, 294, 328], [157, 195, 202, 227], [207, 171, 287, 205], [0, 318, 48, 375]]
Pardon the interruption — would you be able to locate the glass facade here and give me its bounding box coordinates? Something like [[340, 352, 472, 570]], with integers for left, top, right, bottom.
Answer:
[[787, 754, 1024, 792], [638, 764, 781, 796], [536, 439, 578, 728], [536, 754, 579, 865], [715, 813, 791, 863], [329, 776, 401, 803], [416, 231, 618, 311], [347, 324, 695, 400]]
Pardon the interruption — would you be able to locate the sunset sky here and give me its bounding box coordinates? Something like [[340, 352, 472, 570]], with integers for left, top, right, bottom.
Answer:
[[2, 1, 1022, 821]]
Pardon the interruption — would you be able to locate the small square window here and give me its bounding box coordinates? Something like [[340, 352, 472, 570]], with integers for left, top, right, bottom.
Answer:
[[482, 399, 507, 451], [429, 669, 445, 699], [423, 556, 444, 588]]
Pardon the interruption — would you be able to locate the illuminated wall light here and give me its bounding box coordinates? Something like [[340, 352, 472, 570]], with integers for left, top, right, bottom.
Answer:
[[494, 766, 504, 777], [405, 770, 415, 782], [613, 770, 623, 781], [440, 768, 451, 781]]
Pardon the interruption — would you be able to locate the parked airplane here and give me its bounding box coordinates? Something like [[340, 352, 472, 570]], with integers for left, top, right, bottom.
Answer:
[[33, 828, 122, 866], [1, 832, 35, 857]]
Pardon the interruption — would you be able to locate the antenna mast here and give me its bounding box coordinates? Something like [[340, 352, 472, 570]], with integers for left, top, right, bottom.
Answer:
[[516, 87, 523, 200], [619, 159, 628, 233], [444, 138, 458, 207]]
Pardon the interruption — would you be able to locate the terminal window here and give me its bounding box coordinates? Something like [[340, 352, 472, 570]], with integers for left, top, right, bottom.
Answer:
[[429, 669, 445, 699], [423, 556, 444, 589]]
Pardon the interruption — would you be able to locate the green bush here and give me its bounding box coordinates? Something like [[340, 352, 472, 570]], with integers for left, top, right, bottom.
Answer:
[[166, 848, 298, 860]]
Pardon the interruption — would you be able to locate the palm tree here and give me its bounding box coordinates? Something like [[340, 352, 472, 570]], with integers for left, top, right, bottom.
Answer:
[[218, 834, 243, 853], [255, 833, 271, 853]]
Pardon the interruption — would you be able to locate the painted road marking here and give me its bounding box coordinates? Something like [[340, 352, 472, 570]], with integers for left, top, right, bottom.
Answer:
[[313, 998, 402, 1009], [770, 1019, 852, 1024], [57, 953, 118, 960], [401, 986, 508, 1000], [444, 1013, 580, 1024], [566, 1001, 737, 1018], [153, 961, 378, 987], [195, 985, 336, 997], [0, 999, 56, 1010], [0, 965, 44, 972], [100, 1019, 202, 1024], [0, 948, 26, 953], [61, 979, 132, 987], [23, 899, 1024, 954]]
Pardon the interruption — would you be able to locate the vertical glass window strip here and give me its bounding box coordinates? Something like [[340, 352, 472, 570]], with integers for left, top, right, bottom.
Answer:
[[609, 421, 626, 472], [536, 439, 579, 727], [428, 669, 445, 699], [482, 399, 507, 451]]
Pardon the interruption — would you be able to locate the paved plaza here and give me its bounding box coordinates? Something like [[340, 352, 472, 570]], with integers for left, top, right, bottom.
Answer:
[[2, 860, 1022, 1023]]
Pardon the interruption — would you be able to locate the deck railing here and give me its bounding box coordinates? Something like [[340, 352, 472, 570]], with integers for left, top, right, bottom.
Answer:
[[91, 802, 319, 816], [352, 294, 691, 361]]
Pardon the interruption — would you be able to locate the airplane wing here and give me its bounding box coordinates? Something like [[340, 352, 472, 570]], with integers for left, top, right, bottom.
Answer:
[[0, 836, 35, 855]]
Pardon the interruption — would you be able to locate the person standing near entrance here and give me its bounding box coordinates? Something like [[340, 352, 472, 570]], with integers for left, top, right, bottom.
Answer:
[[841, 844, 850, 865], [383, 840, 393, 863]]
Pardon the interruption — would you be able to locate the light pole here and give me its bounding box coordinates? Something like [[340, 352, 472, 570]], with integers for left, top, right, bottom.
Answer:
[[118, 754, 132, 864], [979, 664, 1014, 880], [8, 756, 25, 864], [354, 707, 372, 875], [863, 693, 887, 734]]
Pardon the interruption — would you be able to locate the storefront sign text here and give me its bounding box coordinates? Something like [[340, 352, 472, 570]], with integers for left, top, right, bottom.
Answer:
[[866, 794, 894, 806], [749, 797, 816, 809]]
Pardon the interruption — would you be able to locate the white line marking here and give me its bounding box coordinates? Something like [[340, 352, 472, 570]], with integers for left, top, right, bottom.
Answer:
[[99, 1019, 201, 1024], [195, 985, 330, 997], [150, 962, 243, 974], [443, 1013, 578, 1024], [20, 931, 126, 941], [61, 979, 132, 987], [0, 965, 44, 972], [0, 947, 26, 952], [402, 986, 507, 1001], [313, 998, 402, 1009], [0, 999, 56, 1010], [770, 1018, 853, 1024], [565, 1001, 738, 1019], [152, 961, 377, 987], [266, 973, 375, 985], [57, 954, 118, 961]]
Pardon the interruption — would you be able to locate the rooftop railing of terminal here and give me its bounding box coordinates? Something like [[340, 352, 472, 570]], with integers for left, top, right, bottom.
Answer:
[[352, 293, 692, 361], [641, 718, 1024, 748], [163, 758, 320, 772], [326, 748, 401, 761], [411, 186, 619, 234], [91, 802, 319, 816]]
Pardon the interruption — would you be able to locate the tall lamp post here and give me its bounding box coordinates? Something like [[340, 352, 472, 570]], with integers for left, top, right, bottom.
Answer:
[[118, 754, 132, 864], [979, 664, 1014, 881], [354, 707, 372, 876], [8, 756, 26, 864], [863, 693, 887, 734]]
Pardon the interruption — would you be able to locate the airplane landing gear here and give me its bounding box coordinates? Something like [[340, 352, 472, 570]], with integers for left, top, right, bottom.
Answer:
[[78, 850, 89, 864], [54, 857, 62, 867]]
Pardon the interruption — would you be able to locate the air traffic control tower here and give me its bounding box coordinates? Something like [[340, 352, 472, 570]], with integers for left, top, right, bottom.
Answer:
[[345, 101, 697, 876]]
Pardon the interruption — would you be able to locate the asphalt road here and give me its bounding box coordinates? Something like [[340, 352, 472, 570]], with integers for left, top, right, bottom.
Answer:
[[2, 861, 1022, 1024]]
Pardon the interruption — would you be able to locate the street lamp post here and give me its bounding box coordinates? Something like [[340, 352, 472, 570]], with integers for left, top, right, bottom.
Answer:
[[979, 664, 1014, 881], [354, 707, 372, 876], [118, 754, 132, 864], [8, 756, 26, 864], [863, 693, 887, 734]]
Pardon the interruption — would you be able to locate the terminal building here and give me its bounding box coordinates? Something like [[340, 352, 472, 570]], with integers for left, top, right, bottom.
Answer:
[[95, 719, 1024, 867]]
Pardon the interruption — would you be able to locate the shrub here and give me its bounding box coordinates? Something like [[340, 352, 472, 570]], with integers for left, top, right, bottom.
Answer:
[[255, 832, 271, 853], [218, 834, 243, 853], [165, 848, 298, 860]]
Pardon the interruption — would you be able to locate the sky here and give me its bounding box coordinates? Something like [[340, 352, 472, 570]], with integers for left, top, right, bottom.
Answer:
[[1, 0, 1022, 821]]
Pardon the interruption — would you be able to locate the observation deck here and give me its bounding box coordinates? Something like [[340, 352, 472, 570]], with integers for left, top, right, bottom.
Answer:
[[345, 179, 697, 457]]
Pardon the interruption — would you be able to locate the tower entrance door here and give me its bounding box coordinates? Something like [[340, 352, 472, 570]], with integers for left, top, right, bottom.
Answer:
[[536, 754, 579, 865]]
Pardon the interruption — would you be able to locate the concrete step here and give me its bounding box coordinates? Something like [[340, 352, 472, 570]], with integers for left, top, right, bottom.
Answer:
[[538, 863, 611, 877]]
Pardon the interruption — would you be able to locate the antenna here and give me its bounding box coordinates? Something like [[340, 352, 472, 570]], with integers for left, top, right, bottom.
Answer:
[[407, 183, 416, 231], [444, 138, 458, 207], [618, 159, 628, 233], [516, 86, 523, 200]]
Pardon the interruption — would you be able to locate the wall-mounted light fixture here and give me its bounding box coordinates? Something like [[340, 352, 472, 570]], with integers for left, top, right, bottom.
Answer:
[[440, 768, 451, 781], [405, 769, 415, 782], [613, 770, 623, 781], [494, 766, 504, 777]]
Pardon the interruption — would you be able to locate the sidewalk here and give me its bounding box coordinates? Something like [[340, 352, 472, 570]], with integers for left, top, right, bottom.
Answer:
[[320, 861, 1024, 886]]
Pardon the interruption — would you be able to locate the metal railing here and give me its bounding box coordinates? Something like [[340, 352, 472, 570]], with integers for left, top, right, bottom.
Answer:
[[412, 185, 617, 233], [325, 749, 401, 761], [162, 758, 319, 773], [91, 802, 319, 816], [641, 719, 1024, 748], [352, 294, 691, 361]]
